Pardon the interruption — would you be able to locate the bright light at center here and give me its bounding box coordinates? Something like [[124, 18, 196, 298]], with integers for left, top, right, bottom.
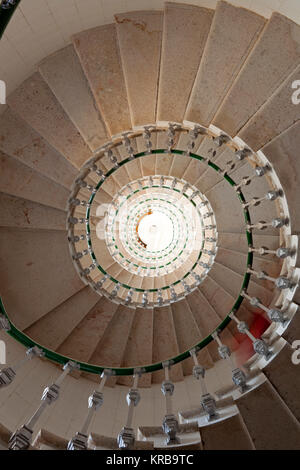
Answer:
[[138, 211, 173, 251]]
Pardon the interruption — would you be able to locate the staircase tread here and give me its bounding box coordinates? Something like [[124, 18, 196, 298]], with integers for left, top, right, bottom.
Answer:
[[213, 12, 300, 135], [73, 24, 131, 136], [115, 11, 163, 126], [7, 72, 91, 168], [185, 0, 265, 126], [157, 2, 213, 123]]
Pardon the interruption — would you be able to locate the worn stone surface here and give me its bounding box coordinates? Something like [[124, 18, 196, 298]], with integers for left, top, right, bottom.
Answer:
[[82, 305, 135, 385], [171, 299, 214, 376], [24, 287, 100, 350], [0, 108, 77, 189], [115, 11, 163, 126], [262, 121, 300, 236], [187, 287, 239, 358], [8, 72, 91, 168], [0, 192, 66, 230], [73, 24, 131, 136], [204, 179, 245, 234], [264, 344, 300, 422], [117, 308, 153, 388], [39, 45, 108, 151], [236, 381, 300, 449], [185, 1, 265, 126], [216, 247, 280, 292], [0, 228, 84, 330], [33, 429, 68, 450], [157, 2, 213, 123], [90, 432, 154, 450], [57, 296, 119, 365], [213, 12, 300, 136], [283, 312, 300, 348], [201, 413, 254, 449], [0, 150, 69, 211], [208, 262, 273, 306], [152, 306, 184, 384], [239, 64, 300, 151]]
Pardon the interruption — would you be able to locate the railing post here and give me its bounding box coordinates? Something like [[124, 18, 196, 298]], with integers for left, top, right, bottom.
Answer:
[[0, 346, 44, 389], [212, 332, 248, 393], [190, 348, 218, 421], [117, 369, 142, 449], [67, 370, 110, 450], [161, 361, 180, 446], [9, 361, 78, 450], [229, 310, 272, 360]]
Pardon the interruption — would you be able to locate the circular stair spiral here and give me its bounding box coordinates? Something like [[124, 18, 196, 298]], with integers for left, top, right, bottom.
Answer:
[[0, 0, 299, 451]]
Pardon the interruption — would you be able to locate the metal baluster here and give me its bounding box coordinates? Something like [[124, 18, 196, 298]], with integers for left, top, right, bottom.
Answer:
[[0, 346, 44, 389], [9, 361, 78, 450], [190, 348, 218, 421], [212, 332, 248, 393], [241, 291, 288, 325], [117, 370, 141, 449], [161, 361, 180, 446], [67, 371, 109, 450]]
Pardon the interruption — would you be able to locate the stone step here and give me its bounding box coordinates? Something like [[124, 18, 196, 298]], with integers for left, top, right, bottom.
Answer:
[[186, 288, 235, 362], [7, 73, 91, 169], [218, 232, 280, 255], [216, 247, 280, 293], [204, 178, 245, 234], [0, 422, 11, 448], [32, 429, 68, 450], [115, 11, 163, 127], [89, 432, 154, 450], [0, 108, 77, 189], [138, 423, 201, 449], [39, 45, 108, 151], [282, 311, 300, 349], [152, 306, 184, 384], [81, 305, 136, 386], [262, 121, 300, 242], [23, 286, 100, 351], [171, 299, 214, 376], [57, 296, 119, 378], [185, 0, 265, 126], [73, 24, 131, 136], [238, 64, 300, 151], [0, 228, 84, 331], [200, 413, 254, 450], [0, 193, 66, 230], [263, 343, 300, 422], [182, 158, 208, 187], [199, 274, 254, 325], [154, 152, 173, 176], [209, 261, 273, 306], [117, 308, 153, 388], [213, 12, 300, 136], [236, 381, 300, 449], [157, 2, 213, 123], [0, 151, 70, 211]]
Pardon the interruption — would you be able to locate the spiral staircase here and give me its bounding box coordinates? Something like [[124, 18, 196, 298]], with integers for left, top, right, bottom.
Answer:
[[0, 0, 299, 450]]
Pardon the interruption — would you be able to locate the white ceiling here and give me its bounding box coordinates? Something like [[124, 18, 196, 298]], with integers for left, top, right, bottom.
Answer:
[[0, 0, 300, 104]]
